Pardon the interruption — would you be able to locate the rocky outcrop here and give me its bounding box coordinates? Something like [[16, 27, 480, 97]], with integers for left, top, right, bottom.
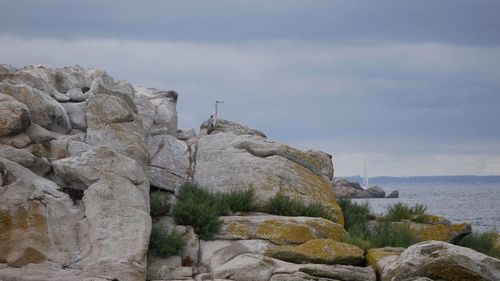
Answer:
[[332, 179, 396, 199], [381, 241, 500, 281], [366, 247, 405, 278], [0, 65, 153, 280], [195, 120, 343, 224]]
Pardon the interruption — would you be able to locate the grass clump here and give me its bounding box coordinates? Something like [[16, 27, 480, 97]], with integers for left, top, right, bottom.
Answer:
[[31, 148, 42, 158], [264, 193, 333, 221], [458, 231, 500, 258], [337, 198, 371, 231], [386, 203, 427, 221], [172, 183, 258, 240], [149, 224, 186, 257], [338, 199, 419, 251], [172, 183, 222, 240], [150, 190, 171, 217], [217, 188, 258, 214]]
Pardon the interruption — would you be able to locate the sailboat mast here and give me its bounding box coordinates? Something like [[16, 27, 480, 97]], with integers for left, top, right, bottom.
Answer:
[[364, 164, 369, 188]]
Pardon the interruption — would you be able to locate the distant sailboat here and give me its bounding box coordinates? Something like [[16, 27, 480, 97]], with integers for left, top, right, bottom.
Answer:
[[362, 164, 369, 189]]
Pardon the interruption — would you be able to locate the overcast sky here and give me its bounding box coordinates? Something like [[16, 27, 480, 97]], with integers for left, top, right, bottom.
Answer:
[[1, 0, 499, 177]]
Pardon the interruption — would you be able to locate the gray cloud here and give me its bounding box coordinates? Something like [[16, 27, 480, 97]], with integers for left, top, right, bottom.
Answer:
[[1, 0, 500, 45]]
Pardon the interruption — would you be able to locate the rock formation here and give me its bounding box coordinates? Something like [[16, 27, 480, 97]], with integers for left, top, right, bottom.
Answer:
[[332, 178, 395, 198], [1, 64, 498, 281]]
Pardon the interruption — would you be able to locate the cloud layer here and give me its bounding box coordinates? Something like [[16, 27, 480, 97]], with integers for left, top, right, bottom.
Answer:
[[1, 1, 499, 176]]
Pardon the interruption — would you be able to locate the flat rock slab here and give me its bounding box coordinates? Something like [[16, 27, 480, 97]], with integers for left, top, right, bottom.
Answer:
[[216, 215, 346, 245]]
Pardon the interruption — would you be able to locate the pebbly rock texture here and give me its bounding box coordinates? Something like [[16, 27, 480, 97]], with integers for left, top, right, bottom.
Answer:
[[195, 119, 343, 224], [381, 241, 500, 281], [0, 65, 156, 281]]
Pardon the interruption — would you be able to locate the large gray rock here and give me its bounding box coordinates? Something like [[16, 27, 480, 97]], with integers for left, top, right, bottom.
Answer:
[[85, 90, 148, 164], [0, 93, 31, 137], [199, 240, 272, 274], [194, 120, 343, 224], [61, 101, 87, 131], [52, 146, 147, 191], [215, 215, 346, 245], [213, 253, 289, 281], [0, 158, 84, 268], [381, 241, 500, 281], [355, 185, 385, 198], [0, 81, 71, 133], [0, 144, 51, 176], [147, 134, 189, 192], [212, 253, 376, 281], [135, 86, 178, 136], [271, 263, 376, 281]]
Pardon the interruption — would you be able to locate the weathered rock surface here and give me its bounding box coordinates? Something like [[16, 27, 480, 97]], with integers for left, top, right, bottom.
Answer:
[[0, 158, 84, 268], [135, 86, 178, 136], [393, 220, 472, 244], [0, 93, 31, 137], [216, 215, 346, 245], [212, 253, 376, 281], [194, 120, 343, 224], [0, 65, 152, 281], [148, 134, 189, 192], [268, 239, 365, 266], [366, 247, 405, 277], [381, 241, 500, 281], [0, 82, 71, 133]]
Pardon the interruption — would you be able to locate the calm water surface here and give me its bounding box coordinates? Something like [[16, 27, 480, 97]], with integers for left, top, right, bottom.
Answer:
[[352, 183, 500, 232]]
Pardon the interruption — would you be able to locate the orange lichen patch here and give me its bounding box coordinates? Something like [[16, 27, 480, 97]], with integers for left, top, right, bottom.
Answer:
[[366, 247, 404, 272], [283, 162, 344, 225], [427, 260, 485, 281], [393, 221, 469, 242], [0, 201, 51, 266], [256, 220, 316, 245], [304, 220, 347, 241], [226, 222, 251, 238], [268, 238, 364, 265], [11, 247, 47, 267]]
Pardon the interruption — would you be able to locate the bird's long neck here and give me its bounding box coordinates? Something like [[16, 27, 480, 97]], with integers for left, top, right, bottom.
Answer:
[[214, 103, 218, 125]]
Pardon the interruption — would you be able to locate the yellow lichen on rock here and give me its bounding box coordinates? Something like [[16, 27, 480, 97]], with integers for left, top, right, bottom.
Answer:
[[283, 162, 344, 225], [366, 247, 404, 274], [255, 219, 317, 245], [268, 238, 364, 265], [393, 221, 469, 242], [218, 216, 347, 245]]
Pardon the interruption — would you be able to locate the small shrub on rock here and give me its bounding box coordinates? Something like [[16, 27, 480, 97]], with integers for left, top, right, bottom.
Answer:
[[264, 193, 333, 221], [386, 203, 427, 221], [172, 183, 221, 240], [337, 198, 371, 231], [149, 224, 186, 257], [217, 188, 258, 214], [150, 190, 171, 217], [458, 231, 500, 258]]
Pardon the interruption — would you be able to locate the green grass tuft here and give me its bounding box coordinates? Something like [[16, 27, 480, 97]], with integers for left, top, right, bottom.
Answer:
[[337, 198, 371, 231], [264, 193, 333, 221], [149, 224, 186, 257], [172, 183, 258, 240], [386, 203, 427, 221], [458, 231, 500, 258]]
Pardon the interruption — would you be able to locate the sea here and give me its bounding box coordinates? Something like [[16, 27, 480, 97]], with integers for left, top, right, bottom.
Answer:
[[352, 182, 500, 233]]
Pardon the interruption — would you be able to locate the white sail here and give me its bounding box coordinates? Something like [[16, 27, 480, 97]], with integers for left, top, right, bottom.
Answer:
[[363, 164, 369, 188]]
